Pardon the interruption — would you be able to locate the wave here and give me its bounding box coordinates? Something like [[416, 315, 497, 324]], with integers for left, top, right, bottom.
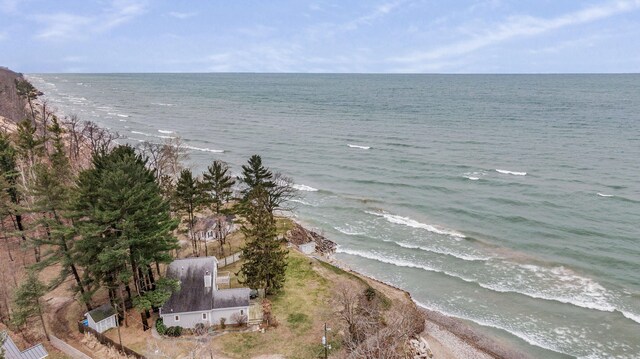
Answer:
[[348, 144, 371, 150], [290, 199, 313, 206], [292, 184, 318, 192], [620, 310, 640, 325], [412, 300, 567, 357], [339, 246, 623, 316], [158, 130, 175, 134], [131, 130, 175, 140], [181, 144, 224, 153], [597, 193, 613, 197], [496, 169, 527, 176], [395, 241, 492, 261], [152, 102, 175, 106], [465, 176, 479, 181], [108, 112, 130, 118], [334, 226, 364, 236], [365, 210, 466, 238]]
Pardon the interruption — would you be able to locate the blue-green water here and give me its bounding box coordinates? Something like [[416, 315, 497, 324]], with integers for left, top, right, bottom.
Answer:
[[30, 74, 640, 358]]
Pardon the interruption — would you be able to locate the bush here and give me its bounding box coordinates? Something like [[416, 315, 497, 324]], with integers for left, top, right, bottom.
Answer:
[[220, 317, 226, 329], [165, 326, 182, 337], [194, 323, 207, 335], [364, 286, 376, 301], [155, 318, 167, 335], [231, 312, 248, 327]]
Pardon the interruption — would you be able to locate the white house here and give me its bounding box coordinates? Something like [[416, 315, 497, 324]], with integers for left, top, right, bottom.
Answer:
[[85, 303, 118, 333], [159, 257, 250, 329], [1, 331, 48, 359], [192, 215, 237, 242]]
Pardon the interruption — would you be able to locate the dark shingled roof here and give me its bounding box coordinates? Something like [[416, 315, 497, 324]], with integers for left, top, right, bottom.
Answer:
[[213, 288, 250, 309], [161, 257, 217, 313], [88, 303, 116, 323]]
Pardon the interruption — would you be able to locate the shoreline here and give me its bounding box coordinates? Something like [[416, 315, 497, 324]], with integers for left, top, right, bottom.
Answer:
[[292, 219, 531, 359]]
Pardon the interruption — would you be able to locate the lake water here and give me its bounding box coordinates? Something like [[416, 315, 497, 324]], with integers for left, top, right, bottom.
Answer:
[[30, 73, 640, 358]]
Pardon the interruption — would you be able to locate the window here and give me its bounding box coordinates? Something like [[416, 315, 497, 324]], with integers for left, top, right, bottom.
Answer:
[[175, 315, 180, 322], [240, 310, 244, 315], [202, 313, 207, 320]]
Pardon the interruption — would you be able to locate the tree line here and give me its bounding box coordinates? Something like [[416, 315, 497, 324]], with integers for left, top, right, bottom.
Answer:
[[0, 78, 292, 341]]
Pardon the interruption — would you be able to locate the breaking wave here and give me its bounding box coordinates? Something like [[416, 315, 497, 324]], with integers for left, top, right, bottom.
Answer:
[[395, 241, 492, 261], [292, 184, 319, 192], [181, 144, 224, 153], [597, 193, 613, 197], [334, 226, 365, 236], [348, 144, 371, 149], [365, 210, 466, 238], [158, 130, 175, 134], [496, 169, 527, 176]]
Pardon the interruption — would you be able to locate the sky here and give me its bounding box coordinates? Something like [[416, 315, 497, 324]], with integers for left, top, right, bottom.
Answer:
[[1, 0, 639, 73]]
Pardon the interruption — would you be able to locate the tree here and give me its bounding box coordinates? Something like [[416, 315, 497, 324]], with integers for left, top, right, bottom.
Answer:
[[72, 145, 179, 325], [239, 155, 293, 220], [133, 278, 179, 331], [13, 271, 49, 341], [202, 160, 235, 254], [0, 132, 27, 244], [239, 187, 288, 295], [14, 79, 41, 122], [175, 169, 203, 256], [30, 117, 91, 310], [0, 331, 5, 359]]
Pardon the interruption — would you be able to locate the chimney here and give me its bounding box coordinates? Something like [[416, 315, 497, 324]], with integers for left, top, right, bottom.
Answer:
[[204, 270, 212, 288]]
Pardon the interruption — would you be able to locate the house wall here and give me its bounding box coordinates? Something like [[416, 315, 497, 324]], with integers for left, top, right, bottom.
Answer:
[[210, 306, 248, 325], [161, 310, 210, 328], [95, 316, 117, 333], [87, 315, 97, 331], [160, 306, 249, 328]]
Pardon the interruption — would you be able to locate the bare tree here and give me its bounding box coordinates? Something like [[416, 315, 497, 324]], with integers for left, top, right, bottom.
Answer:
[[82, 121, 119, 156], [63, 114, 83, 161]]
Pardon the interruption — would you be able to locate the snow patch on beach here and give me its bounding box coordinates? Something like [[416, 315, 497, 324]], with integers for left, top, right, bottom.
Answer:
[[496, 169, 527, 176], [365, 210, 465, 238], [348, 144, 371, 150], [292, 184, 318, 192]]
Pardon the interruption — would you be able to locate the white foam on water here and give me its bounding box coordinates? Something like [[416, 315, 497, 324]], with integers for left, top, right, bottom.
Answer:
[[597, 193, 613, 197], [292, 184, 318, 192], [395, 241, 491, 261], [465, 176, 479, 181], [620, 310, 640, 325], [119, 119, 127, 122], [108, 112, 130, 118], [152, 102, 175, 106], [158, 130, 174, 134], [496, 169, 527, 176], [334, 226, 364, 236], [290, 199, 314, 206], [348, 144, 371, 149], [181, 144, 224, 153], [412, 300, 568, 357], [365, 210, 466, 238]]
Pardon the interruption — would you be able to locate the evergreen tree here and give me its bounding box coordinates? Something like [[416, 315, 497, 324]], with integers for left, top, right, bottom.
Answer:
[[175, 169, 203, 256], [239, 155, 293, 219], [0, 331, 6, 359], [202, 160, 235, 214], [12, 271, 49, 341], [30, 118, 91, 309], [239, 187, 288, 295], [72, 145, 179, 325], [0, 132, 26, 244], [14, 79, 41, 122], [202, 160, 235, 254]]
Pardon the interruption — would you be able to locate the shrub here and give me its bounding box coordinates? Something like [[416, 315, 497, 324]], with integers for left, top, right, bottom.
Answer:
[[194, 323, 207, 335], [155, 318, 167, 335], [220, 317, 226, 329], [165, 326, 182, 337], [231, 312, 248, 327], [364, 286, 376, 301]]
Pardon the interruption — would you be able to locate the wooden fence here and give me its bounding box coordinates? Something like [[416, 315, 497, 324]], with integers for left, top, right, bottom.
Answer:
[[219, 251, 242, 267], [78, 322, 147, 359]]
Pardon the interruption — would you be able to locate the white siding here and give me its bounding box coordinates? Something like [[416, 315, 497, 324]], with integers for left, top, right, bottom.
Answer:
[[161, 310, 210, 328], [160, 306, 249, 329]]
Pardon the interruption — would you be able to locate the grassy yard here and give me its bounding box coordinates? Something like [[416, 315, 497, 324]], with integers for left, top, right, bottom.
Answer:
[[211, 250, 345, 359]]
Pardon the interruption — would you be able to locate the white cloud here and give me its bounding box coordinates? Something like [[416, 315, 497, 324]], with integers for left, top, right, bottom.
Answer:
[[168, 11, 197, 19], [391, 0, 640, 68], [32, 0, 146, 41]]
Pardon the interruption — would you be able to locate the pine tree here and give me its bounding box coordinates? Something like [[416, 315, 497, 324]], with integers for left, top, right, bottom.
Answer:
[[13, 271, 49, 341], [30, 117, 91, 310], [175, 169, 203, 256], [202, 160, 235, 254], [0, 132, 26, 244], [239, 155, 293, 219], [72, 145, 179, 325], [239, 187, 288, 295]]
